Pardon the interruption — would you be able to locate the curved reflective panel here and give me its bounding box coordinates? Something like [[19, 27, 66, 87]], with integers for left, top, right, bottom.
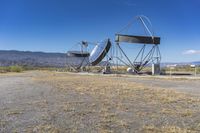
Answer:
[[89, 39, 111, 66]]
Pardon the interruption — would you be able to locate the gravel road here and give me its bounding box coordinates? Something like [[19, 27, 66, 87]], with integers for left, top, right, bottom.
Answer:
[[0, 71, 60, 132]]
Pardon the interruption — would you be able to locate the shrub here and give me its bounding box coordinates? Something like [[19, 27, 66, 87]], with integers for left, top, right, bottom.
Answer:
[[0, 67, 10, 73], [9, 66, 23, 72]]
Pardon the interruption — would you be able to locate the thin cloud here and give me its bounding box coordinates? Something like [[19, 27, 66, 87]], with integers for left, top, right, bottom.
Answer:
[[183, 49, 200, 55]]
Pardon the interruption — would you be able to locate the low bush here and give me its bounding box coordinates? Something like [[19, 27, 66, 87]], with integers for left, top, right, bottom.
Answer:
[[0, 66, 24, 73], [9, 66, 23, 72]]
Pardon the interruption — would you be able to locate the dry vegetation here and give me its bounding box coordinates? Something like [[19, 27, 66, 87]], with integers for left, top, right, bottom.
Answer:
[[0, 66, 24, 73], [30, 71, 200, 132]]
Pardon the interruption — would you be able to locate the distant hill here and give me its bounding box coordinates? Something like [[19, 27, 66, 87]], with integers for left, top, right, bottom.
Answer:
[[161, 62, 200, 67], [192, 61, 200, 65], [0, 50, 67, 67], [0, 50, 199, 67]]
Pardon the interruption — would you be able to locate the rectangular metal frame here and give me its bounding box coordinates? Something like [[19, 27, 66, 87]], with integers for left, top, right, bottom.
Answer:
[[115, 34, 160, 44]]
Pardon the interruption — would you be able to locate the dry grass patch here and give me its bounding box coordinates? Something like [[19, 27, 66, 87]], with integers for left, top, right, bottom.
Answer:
[[33, 71, 200, 132], [32, 124, 59, 133], [142, 125, 192, 133], [5, 109, 24, 116], [0, 120, 8, 129]]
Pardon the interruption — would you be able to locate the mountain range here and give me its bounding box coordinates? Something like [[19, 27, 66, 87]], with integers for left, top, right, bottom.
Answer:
[[0, 50, 199, 67], [0, 50, 66, 67]]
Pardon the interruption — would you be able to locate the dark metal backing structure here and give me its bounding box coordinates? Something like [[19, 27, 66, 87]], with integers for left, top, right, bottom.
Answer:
[[115, 34, 160, 45], [66, 51, 90, 70], [67, 51, 90, 57]]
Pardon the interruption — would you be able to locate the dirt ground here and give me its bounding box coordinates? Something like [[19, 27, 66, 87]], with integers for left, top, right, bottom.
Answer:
[[1, 71, 200, 133]]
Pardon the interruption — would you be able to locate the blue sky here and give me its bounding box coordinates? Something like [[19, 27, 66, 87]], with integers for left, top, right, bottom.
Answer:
[[0, 0, 200, 62]]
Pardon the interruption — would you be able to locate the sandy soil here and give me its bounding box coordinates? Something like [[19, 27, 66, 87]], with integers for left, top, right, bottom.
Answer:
[[0, 71, 200, 132]]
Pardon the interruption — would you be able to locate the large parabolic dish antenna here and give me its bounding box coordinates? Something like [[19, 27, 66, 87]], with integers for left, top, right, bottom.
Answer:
[[89, 39, 111, 66]]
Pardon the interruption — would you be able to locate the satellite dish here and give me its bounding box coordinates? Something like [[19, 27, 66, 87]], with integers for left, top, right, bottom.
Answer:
[[89, 39, 111, 66]]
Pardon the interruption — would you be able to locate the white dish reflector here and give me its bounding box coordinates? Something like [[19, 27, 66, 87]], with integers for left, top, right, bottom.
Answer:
[[89, 39, 111, 66]]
